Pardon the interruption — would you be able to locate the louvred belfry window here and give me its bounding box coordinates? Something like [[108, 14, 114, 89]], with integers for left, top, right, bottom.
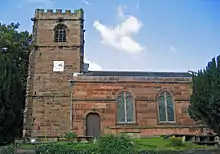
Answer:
[[54, 24, 67, 42]]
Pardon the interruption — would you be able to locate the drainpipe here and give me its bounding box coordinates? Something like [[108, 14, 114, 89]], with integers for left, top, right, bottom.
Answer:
[[68, 79, 74, 132]]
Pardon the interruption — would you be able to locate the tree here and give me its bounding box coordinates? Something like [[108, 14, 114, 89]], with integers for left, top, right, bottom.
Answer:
[[188, 56, 220, 135], [0, 53, 23, 145], [0, 22, 31, 143], [0, 23, 31, 88]]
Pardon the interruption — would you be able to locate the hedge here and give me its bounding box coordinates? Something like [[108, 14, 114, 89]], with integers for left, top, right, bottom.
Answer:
[[0, 145, 14, 154], [0, 145, 219, 154]]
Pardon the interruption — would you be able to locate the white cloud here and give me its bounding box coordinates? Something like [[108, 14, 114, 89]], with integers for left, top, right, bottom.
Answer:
[[170, 45, 177, 52], [81, 0, 89, 5], [93, 5, 144, 54], [84, 58, 102, 71]]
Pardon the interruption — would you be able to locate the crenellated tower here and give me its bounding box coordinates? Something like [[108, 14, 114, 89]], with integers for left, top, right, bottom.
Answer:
[[23, 9, 85, 137]]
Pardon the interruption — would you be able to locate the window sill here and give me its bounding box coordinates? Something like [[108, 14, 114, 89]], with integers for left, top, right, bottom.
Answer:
[[116, 122, 138, 126], [157, 122, 177, 125]]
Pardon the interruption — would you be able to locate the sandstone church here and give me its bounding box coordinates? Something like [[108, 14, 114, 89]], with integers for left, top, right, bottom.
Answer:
[[23, 8, 207, 138]]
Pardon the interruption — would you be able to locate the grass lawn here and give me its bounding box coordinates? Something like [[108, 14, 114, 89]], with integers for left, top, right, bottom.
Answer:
[[17, 136, 215, 151], [132, 137, 214, 151]]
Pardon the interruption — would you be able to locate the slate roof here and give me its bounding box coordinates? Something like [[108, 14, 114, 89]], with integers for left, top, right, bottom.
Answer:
[[83, 71, 192, 78]]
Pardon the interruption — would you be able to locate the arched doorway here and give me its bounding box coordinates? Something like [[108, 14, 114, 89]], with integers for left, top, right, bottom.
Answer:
[[86, 113, 101, 137]]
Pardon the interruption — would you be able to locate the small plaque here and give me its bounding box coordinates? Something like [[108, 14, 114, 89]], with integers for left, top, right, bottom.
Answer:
[[93, 103, 107, 109], [53, 61, 64, 72]]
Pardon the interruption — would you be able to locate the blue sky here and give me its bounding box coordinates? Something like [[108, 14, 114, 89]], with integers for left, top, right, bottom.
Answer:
[[1, 0, 220, 72]]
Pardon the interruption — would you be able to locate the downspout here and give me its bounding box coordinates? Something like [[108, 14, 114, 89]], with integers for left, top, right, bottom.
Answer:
[[69, 79, 74, 132], [70, 88, 73, 131]]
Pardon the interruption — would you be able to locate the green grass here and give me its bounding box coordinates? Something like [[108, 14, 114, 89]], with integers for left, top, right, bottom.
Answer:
[[18, 143, 35, 149], [132, 137, 214, 151], [17, 137, 215, 151]]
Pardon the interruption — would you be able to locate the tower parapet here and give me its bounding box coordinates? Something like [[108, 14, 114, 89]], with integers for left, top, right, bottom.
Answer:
[[34, 8, 84, 20]]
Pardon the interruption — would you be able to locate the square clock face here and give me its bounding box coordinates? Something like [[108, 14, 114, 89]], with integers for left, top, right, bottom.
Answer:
[[53, 61, 64, 72]]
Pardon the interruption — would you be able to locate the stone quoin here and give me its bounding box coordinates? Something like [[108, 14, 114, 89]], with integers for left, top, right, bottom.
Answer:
[[23, 8, 208, 138]]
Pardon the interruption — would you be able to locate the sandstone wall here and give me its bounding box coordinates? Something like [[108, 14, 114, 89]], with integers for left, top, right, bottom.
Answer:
[[69, 76, 206, 137], [23, 9, 84, 137]]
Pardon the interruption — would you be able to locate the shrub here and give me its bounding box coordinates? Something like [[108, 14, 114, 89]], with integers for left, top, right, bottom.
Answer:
[[63, 132, 77, 142], [138, 150, 180, 154], [97, 134, 135, 154], [36, 143, 99, 154], [0, 145, 14, 154], [169, 136, 184, 147], [36, 134, 136, 154]]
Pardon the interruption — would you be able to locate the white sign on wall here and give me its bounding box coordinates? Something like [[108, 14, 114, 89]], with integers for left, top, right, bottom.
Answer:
[[53, 61, 64, 72]]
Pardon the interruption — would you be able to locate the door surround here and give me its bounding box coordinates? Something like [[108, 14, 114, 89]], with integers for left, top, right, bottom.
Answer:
[[85, 112, 101, 137]]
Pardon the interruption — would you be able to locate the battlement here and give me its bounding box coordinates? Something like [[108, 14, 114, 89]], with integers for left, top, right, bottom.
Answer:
[[34, 8, 84, 20]]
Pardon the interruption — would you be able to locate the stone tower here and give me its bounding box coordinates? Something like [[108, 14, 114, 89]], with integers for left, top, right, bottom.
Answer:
[[23, 9, 84, 137]]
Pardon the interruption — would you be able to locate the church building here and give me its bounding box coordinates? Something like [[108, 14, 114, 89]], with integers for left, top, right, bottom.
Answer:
[[23, 8, 206, 138]]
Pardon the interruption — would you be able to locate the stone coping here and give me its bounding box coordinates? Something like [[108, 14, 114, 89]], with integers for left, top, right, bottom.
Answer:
[[70, 76, 192, 83]]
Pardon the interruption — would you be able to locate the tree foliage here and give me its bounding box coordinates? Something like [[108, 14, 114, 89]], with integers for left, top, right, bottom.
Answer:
[[0, 22, 31, 144], [188, 55, 220, 135], [0, 53, 23, 145], [0, 22, 31, 87]]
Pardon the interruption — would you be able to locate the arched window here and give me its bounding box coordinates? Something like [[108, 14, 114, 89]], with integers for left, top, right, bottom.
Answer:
[[117, 91, 135, 123], [54, 24, 67, 42], [157, 91, 175, 123]]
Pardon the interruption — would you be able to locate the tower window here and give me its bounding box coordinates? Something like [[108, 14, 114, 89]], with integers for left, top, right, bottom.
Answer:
[[54, 24, 67, 42]]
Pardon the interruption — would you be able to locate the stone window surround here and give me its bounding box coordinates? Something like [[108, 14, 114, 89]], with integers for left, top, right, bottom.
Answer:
[[54, 24, 67, 42], [115, 90, 176, 125], [116, 91, 136, 124], [157, 91, 176, 124]]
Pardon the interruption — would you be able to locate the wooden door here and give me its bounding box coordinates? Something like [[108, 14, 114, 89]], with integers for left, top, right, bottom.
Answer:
[[86, 113, 101, 137]]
